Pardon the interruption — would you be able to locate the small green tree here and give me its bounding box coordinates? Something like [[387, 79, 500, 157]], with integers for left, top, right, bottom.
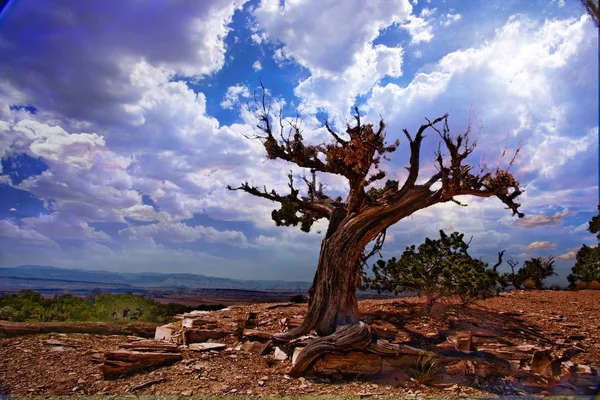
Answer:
[[515, 257, 556, 289], [568, 245, 600, 287], [363, 230, 502, 312]]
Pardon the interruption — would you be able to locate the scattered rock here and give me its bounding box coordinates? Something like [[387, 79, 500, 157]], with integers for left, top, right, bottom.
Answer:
[[188, 343, 226, 352], [273, 346, 288, 360]]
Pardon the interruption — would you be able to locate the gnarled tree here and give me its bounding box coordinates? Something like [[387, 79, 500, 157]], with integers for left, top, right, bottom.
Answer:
[[228, 86, 524, 376]]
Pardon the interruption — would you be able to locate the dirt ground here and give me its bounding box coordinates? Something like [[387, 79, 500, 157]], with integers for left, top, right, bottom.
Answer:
[[0, 290, 598, 398]]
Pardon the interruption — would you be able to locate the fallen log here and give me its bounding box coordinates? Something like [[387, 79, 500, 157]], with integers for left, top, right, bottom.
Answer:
[[0, 321, 156, 338], [101, 350, 181, 379]]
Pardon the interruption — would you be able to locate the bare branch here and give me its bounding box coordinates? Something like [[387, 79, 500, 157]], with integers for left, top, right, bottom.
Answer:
[[324, 121, 348, 146]]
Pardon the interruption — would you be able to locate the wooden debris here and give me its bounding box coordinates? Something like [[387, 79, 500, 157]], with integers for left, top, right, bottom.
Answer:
[[240, 340, 263, 353], [242, 329, 272, 342], [188, 343, 226, 352], [531, 349, 553, 374], [182, 329, 229, 344], [128, 377, 167, 392], [42, 339, 79, 348], [280, 317, 304, 330], [101, 351, 181, 379], [119, 340, 179, 353], [154, 322, 180, 342]]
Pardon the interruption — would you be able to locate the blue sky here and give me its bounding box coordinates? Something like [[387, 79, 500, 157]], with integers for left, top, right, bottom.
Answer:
[[0, 0, 597, 283]]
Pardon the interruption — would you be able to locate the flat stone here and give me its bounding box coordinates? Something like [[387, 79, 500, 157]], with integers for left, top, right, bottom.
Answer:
[[188, 343, 226, 352], [273, 346, 288, 360]]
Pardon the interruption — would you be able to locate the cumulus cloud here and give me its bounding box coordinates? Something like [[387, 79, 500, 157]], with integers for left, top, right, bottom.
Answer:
[[0, 220, 58, 248], [401, 9, 435, 44], [252, 60, 263, 71], [513, 211, 575, 228], [253, 0, 412, 116], [526, 241, 557, 250], [118, 222, 248, 247], [556, 251, 577, 260], [221, 84, 251, 109]]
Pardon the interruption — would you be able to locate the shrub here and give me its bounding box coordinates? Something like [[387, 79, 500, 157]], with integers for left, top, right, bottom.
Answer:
[[568, 244, 600, 288], [523, 279, 537, 290], [363, 230, 502, 312], [588, 280, 600, 290], [289, 294, 307, 303], [550, 283, 562, 291], [409, 354, 441, 385], [575, 281, 588, 290]]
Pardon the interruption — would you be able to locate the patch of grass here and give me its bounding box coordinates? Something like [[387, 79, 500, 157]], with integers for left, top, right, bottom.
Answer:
[[410, 354, 441, 385]]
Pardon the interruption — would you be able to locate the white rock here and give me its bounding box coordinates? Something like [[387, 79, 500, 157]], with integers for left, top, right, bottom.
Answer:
[[273, 347, 288, 360], [188, 343, 226, 352]]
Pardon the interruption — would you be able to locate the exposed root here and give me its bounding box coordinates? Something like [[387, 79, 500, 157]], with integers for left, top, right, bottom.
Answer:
[[289, 321, 373, 377], [272, 323, 312, 343]]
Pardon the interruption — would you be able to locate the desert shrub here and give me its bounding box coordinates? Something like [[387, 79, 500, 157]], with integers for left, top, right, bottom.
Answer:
[[502, 257, 556, 289], [363, 230, 502, 312], [575, 281, 588, 290], [289, 294, 307, 303], [550, 283, 562, 291], [588, 280, 600, 290], [0, 290, 219, 323], [409, 354, 441, 385], [523, 279, 537, 290], [568, 244, 600, 288]]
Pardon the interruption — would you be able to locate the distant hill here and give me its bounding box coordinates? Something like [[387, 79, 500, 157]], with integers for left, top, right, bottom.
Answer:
[[0, 265, 312, 292]]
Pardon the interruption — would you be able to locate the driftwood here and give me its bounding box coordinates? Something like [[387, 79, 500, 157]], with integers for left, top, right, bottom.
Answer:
[[119, 340, 179, 353], [0, 321, 156, 338], [101, 350, 181, 379], [128, 377, 167, 392], [290, 322, 372, 377]]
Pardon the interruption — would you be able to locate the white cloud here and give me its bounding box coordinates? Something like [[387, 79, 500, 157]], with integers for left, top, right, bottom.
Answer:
[[118, 222, 248, 247], [526, 241, 557, 250], [221, 84, 251, 109], [556, 251, 577, 260], [513, 211, 575, 228], [252, 60, 263, 72], [442, 12, 462, 27], [0, 220, 59, 248], [253, 0, 411, 116]]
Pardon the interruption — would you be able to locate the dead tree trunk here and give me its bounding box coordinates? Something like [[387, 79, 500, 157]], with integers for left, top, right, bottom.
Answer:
[[229, 93, 524, 376]]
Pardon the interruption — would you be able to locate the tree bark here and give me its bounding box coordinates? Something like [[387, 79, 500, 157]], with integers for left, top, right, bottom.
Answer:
[[274, 218, 367, 340]]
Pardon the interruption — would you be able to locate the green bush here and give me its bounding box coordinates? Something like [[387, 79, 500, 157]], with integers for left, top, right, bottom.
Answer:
[[363, 230, 502, 312], [0, 290, 224, 323]]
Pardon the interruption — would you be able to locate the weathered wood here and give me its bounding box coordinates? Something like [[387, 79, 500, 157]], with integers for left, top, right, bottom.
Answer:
[[101, 351, 181, 379], [154, 322, 180, 342], [313, 351, 383, 375], [188, 342, 226, 352], [0, 321, 156, 338], [119, 340, 179, 353], [128, 377, 167, 392], [290, 322, 373, 377], [371, 320, 411, 343], [182, 318, 217, 329], [243, 329, 272, 342], [280, 317, 304, 330], [182, 329, 229, 344]]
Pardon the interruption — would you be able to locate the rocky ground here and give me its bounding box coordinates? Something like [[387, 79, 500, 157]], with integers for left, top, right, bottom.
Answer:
[[0, 290, 598, 398]]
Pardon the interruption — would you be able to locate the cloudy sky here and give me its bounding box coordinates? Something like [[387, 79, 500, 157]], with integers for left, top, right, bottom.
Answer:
[[0, 0, 597, 283]]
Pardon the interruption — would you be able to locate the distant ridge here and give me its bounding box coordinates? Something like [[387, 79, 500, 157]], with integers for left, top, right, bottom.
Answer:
[[0, 265, 311, 292]]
